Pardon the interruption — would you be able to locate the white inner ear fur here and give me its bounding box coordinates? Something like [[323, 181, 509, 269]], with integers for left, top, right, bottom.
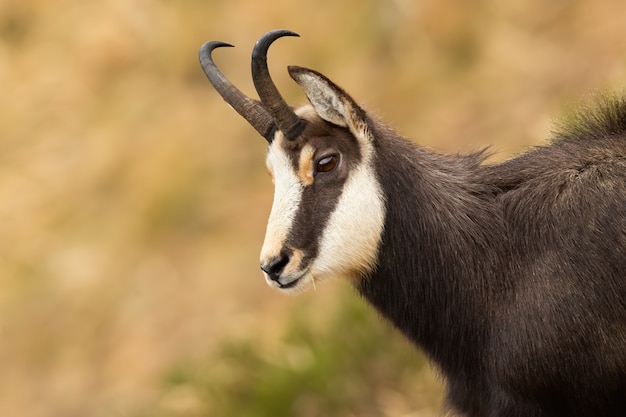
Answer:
[[292, 72, 349, 127], [291, 68, 374, 164]]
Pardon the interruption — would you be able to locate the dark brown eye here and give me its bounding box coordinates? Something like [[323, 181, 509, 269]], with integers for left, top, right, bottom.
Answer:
[[316, 154, 338, 173]]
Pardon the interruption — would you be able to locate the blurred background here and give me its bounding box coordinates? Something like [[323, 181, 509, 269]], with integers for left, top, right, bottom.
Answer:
[[1, 0, 626, 416]]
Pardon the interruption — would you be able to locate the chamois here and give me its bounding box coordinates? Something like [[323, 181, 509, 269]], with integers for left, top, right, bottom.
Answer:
[[199, 30, 626, 417]]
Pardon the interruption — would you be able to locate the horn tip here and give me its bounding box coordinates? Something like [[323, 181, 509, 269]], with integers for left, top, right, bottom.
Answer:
[[265, 29, 300, 38], [199, 41, 235, 66], [200, 41, 234, 53], [254, 30, 300, 50]]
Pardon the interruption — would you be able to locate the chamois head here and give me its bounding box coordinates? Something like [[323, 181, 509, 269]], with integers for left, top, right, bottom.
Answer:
[[200, 30, 385, 293]]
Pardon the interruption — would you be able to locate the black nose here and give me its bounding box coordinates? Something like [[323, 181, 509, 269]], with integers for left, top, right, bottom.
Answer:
[[261, 252, 290, 281]]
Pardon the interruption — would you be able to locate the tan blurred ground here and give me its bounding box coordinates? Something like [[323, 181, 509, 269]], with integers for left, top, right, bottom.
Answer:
[[1, 0, 626, 416]]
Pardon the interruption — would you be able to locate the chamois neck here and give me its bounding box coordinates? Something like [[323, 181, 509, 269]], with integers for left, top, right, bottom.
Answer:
[[357, 124, 508, 376]]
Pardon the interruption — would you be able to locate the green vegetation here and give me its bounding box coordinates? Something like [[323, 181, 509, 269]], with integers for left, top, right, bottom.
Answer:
[[146, 293, 441, 417]]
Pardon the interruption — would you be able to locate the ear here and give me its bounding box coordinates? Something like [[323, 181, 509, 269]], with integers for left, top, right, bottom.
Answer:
[[288, 66, 371, 142]]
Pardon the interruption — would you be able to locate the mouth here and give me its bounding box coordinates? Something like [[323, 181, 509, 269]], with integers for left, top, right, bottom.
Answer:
[[264, 270, 310, 292], [278, 276, 302, 289]]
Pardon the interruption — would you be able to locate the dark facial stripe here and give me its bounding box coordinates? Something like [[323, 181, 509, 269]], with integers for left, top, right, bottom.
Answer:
[[285, 175, 345, 269]]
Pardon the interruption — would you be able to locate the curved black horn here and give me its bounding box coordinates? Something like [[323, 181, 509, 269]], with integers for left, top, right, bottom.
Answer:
[[199, 41, 276, 141], [251, 30, 306, 141]]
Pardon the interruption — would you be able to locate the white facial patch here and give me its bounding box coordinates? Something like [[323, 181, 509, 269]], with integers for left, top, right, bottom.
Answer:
[[260, 137, 303, 266], [310, 161, 385, 282]]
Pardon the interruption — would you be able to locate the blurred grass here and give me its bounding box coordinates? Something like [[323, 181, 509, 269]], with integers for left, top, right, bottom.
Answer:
[[1, 0, 626, 416], [144, 293, 441, 417]]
